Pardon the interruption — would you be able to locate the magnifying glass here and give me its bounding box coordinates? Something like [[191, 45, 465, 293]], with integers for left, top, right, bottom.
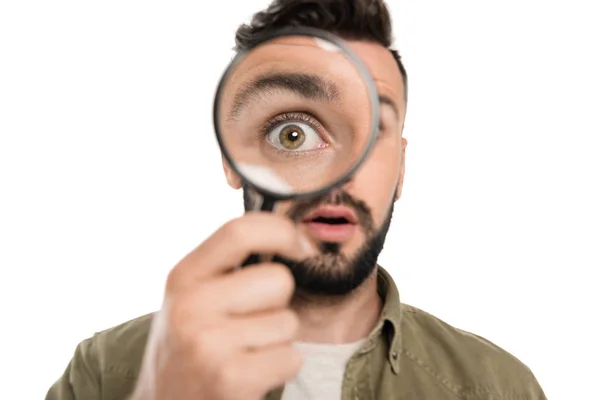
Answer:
[[213, 27, 380, 266]]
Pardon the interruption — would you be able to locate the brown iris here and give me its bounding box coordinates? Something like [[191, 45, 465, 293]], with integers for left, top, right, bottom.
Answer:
[[279, 124, 306, 150]]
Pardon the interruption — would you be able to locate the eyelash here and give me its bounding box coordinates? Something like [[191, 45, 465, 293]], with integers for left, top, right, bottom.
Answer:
[[258, 113, 387, 156], [260, 112, 327, 140]]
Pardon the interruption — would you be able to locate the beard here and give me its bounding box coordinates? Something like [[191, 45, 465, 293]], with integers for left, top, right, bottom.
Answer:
[[243, 184, 395, 296]]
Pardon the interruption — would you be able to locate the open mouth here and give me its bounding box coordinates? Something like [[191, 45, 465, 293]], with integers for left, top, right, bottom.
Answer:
[[303, 206, 357, 224], [311, 216, 351, 225], [302, 207, 357, 242]]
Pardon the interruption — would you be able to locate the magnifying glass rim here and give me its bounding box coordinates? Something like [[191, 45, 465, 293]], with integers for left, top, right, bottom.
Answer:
[[212, 26, 380, 201]]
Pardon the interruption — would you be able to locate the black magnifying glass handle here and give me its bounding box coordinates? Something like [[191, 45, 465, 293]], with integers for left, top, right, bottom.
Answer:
[[241, 194, 276, 267]]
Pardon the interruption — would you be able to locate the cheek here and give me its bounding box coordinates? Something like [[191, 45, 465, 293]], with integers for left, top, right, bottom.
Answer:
[[349, 137, 401, 223], [273, 200, 294, 217]]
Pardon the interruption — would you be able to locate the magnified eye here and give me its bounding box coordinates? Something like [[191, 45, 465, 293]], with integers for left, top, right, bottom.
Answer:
[[266, 121, 328, 152]]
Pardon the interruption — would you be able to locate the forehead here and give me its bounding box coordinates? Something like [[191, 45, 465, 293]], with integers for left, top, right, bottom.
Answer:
[[225, 36, 368, 94], [222, 36, 406, 121], [239, 36, 406, 116], [345, 40, 406, 118], [220, 36, 373, 120]]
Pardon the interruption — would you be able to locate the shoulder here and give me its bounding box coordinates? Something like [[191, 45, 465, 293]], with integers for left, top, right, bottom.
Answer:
[[91, 312, 155, 377], [399, 304, 546, 399], [47, 313, 154, 399]]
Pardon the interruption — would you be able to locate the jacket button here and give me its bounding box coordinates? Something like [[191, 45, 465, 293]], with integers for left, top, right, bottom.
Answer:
[[392, 352, 398, 360]]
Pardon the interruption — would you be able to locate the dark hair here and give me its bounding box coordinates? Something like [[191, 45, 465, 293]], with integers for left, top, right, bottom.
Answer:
[[234, 0, 407, 100]]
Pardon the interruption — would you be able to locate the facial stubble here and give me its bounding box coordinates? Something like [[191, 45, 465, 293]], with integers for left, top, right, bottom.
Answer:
[[243, 184, 395, 296]]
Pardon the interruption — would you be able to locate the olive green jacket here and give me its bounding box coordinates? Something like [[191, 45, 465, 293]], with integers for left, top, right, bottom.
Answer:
[[47, 267, 547, 400]]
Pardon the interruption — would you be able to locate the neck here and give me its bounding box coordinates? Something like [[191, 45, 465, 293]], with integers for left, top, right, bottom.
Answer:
[[290, 269, 382, 344]]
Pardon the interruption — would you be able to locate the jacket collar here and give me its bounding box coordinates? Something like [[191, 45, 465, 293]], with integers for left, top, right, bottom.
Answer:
[[375, 265, 403, 374], [265, 265, 404, 399]]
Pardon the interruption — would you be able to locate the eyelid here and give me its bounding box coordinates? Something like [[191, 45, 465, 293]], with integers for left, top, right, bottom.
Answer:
[[261, 112, 332, 144]]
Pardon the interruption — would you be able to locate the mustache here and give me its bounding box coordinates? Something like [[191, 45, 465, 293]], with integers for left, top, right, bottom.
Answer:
[[286, 189, 375, 236]]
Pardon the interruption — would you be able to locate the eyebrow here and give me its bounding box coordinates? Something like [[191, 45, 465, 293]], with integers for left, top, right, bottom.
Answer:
[[228, 72, 340, 120], [378, 95, 400, 120]]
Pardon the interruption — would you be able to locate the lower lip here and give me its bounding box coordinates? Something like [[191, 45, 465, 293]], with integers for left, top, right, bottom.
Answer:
[[304, 222, 356, 242]]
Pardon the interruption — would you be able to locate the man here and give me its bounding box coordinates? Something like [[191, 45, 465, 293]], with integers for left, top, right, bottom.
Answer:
[[47, 1, 547, 399]]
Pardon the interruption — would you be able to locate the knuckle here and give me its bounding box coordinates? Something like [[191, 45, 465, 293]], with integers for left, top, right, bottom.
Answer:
[[222, 217, 247, 243], [268, 264, 295, 294], [277, 220, 297, 246], [224, 213, 299, 256], [165, 266, 183, 293]]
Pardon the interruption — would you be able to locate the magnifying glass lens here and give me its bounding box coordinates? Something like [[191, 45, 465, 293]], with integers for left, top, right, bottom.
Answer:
[[215, 32, 378, 198]]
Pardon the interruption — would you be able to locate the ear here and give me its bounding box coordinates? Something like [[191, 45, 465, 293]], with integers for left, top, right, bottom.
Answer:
[[395, 137, 408, 201], [222, 154, 242, 189]]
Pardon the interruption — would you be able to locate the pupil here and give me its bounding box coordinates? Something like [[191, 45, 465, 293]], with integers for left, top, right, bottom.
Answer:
[[279, 124, 305, 150], [288, 131, 299, 141]]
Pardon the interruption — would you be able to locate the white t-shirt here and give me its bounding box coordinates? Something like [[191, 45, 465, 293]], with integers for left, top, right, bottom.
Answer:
[[281, 339, 366, 400]]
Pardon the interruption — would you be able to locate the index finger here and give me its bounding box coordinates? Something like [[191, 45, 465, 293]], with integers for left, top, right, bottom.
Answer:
[[167, 212, 316, 290]]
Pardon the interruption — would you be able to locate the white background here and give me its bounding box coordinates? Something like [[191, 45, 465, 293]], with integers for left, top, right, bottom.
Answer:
[[1, 0, 599, 399]]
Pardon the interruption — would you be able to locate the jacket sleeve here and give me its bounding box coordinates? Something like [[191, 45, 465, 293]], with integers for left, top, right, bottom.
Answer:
[[46, 337, 101, 400]]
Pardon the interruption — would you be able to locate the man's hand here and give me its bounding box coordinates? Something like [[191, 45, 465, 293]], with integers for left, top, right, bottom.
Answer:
[[131, 213, 315, 400]]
